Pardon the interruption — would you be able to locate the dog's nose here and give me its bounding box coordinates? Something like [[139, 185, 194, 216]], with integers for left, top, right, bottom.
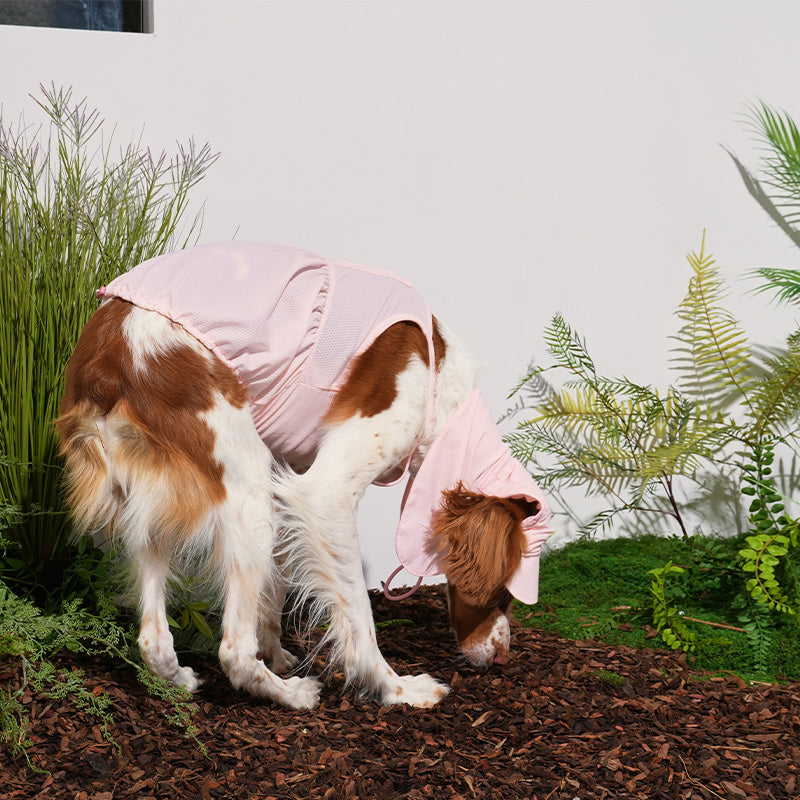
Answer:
[[492, 647, 509, 665]]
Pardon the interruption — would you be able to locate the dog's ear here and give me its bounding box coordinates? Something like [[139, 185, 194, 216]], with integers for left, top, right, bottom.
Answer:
[[432, 483, 531, 607]]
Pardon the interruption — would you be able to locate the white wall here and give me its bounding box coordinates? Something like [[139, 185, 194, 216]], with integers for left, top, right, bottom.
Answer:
[[3, 1, 800, 587]]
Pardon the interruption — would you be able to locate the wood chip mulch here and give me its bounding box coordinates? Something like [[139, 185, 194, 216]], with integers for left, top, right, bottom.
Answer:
[[1, 586, 798, 799]]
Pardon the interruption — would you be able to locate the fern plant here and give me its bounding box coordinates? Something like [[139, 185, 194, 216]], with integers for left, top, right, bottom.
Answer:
[[506, 236, 740, 541], [508, 233, 800, 658]]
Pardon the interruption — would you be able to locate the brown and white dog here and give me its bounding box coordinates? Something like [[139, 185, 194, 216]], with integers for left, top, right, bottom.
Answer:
[[56, 243, 551, 710]]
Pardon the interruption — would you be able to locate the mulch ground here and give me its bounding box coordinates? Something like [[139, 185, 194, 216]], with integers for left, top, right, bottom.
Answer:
[[1, 586, 798, 800]]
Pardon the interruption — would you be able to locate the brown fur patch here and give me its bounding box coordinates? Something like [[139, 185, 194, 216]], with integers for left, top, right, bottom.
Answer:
[[56, 299, 248, 548], [432, 483, 533, 607], [325, 318, 446, 423]]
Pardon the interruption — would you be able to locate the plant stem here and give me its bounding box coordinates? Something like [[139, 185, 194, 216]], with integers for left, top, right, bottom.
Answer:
[[681, 616, 745, 633], [663, 474, 691, 540]]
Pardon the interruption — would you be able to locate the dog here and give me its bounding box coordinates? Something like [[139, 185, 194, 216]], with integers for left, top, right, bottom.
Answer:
[[56, 242, 552, 709]]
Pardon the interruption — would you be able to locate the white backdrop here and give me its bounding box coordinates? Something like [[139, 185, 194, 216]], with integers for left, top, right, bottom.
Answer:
[[3, 1, 800, 588]]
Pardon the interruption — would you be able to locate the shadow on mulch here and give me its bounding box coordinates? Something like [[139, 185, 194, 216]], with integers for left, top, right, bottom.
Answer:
[[1, 586, 798, 799]]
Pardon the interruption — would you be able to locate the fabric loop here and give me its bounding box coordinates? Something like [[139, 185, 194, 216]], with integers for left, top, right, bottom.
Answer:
[[382, 565, 424, 601]]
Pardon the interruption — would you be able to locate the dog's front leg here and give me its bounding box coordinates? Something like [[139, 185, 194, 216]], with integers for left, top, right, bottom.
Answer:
[[275, 409, 450, 708]]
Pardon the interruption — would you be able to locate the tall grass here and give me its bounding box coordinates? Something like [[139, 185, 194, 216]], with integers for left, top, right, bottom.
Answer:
[[0, 84, 218, 572]]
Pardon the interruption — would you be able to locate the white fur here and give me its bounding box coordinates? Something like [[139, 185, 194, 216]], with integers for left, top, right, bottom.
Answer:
[[122, 305, 208, 367]]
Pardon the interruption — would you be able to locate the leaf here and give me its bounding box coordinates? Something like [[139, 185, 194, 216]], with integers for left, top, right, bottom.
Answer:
[[671, 232, 755, 415], [746, 535, 766, 549], [189, 608, 214, 640]]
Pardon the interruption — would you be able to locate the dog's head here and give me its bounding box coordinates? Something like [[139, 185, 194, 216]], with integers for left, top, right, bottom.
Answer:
[[431, 483, 539, 668]]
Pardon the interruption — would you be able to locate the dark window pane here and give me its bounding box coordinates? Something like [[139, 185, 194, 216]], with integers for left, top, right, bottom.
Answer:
[[0, 1, 152, 33]]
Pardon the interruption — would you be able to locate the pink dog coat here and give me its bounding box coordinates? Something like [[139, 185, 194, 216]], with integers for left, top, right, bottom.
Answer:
[[103, 242, 435, 470], [103, 243, 552, 603]]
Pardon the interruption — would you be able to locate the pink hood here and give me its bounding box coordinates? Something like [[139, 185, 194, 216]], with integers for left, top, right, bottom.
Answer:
[[395, 388, 553, 605]]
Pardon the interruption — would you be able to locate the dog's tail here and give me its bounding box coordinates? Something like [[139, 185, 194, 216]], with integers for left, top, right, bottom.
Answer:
[[56, 402, 124, 539], [56, 397, 222, 560]]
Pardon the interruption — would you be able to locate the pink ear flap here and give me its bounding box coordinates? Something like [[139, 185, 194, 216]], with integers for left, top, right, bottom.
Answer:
[[431, 483, 527, 606]]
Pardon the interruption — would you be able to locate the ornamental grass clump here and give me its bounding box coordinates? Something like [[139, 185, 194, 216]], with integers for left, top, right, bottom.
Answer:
[[0, 83, 218, 578], [0, 85, 219, 766]]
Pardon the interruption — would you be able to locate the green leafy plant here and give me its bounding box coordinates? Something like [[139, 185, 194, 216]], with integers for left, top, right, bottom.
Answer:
[[739, 444, 799, 614], [648, 561, 697, 652], [510, 101, 800, 674], [506, 237, 741, 542], [517, 534, 799, 681], [0, 83, 218, 576], [0, 574, 207, 767], [165, 571, 219, 656], [508, 233, 800, 660]]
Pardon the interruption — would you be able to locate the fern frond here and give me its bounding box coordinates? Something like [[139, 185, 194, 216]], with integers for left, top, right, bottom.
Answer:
[[638, 423, 735, 483], [672, 233, 755, 415], [527, 386, 623, 435], [529, 383, 668, 443], [749, 349, 800, 436], [543, 313, 597, 379], [577, 507, 627, 538], [507, 363, 542, 399], [507, 425, 642, 497], [506, 427, 632, 480]]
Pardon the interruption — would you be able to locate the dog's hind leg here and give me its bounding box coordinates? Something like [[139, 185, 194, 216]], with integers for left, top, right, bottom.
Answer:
[[204, 395, 321, 709], [135, 546, 201, 690], [257, 572, 298, 675]]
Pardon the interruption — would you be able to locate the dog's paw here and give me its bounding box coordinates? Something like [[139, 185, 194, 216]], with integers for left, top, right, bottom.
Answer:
[[268, 646, 300, 675], [381, 673, 450, 708], [280, 675, 322, 710], [173, 665, 202, 692]]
